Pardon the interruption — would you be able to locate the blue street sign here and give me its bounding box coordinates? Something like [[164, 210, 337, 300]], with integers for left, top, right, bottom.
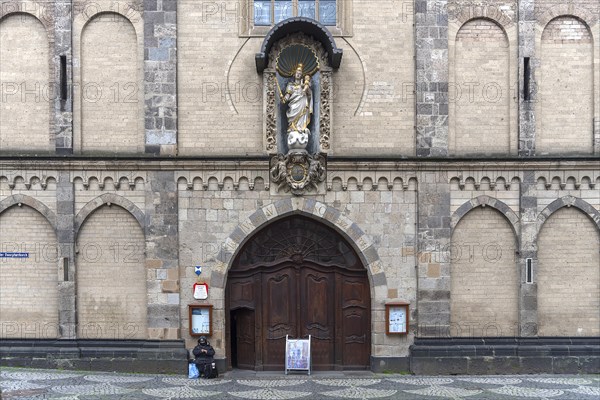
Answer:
[[0, 252, 29, 258], [195, 266, 202, 276]]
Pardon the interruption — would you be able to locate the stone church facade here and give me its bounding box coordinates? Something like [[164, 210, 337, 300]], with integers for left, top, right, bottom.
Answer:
[[0, 0, 599, 374]]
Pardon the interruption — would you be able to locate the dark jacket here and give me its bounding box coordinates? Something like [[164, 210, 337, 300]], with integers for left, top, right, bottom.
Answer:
[[193, 343, 215, 365]]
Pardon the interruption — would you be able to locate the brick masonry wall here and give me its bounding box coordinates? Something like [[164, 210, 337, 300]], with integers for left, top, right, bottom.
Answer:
[[538, 17, 594, 155], [0, 14, 51, 152], [453, 19, 510, 155], [0, 206, 59, 338], [80, 13, 142, 153], [177, 0, 415, 156], [75, 205, 146, 339], [331, 0, 415, 156], [450, 207, 518, 337], [537, 207, 600, 336], [177, 0, 263, 155]]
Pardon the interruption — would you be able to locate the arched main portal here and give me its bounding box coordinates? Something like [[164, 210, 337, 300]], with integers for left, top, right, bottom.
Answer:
[[226, 215, 371, 371]]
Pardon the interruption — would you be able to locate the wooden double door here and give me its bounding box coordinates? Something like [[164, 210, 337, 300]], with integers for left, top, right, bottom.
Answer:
[[227, 262, 371, 370]]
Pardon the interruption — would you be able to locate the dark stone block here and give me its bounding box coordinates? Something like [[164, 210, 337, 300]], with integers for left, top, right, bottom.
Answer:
[[474, 346, 494, 356], [579, 356, 600, 373], [425, 216, 441, 228], [163, 0, 177, 12], [323, 206, 341, 223], [363, 245, 379, 264], [418, 301, 449, 315], [467, 357, 497, 375], [520, 356, 553, 373], [423, 357, 468, 375], [145, 144, 161, 154], [302, 198, 316, 214], [418, 290, 450, 301], [144, 11, 165, 24], [371, 356, 410, 373], [372, 272, 386, 287], [164, 12, 177, 24], [55, 147, 73, 155], [274, 198, 293, 215], [216, 248, 233, 264], [147, 304, 180, 328], [552, 357, 580, 373], [521, 196, 536, 209], [417, 104, 433, 115], [433, 39, 446, 49], [493, 345, 517, 357], [249, 209, 267, 227], [438, 103, 448, 116], [522, 295, 537, 311], [518, 345, 549, 357], [230, 227, 246, 244], [211, 271, 225, 289], [143, 0, 157, 11], [347, 223, 365, 241], [489, 357, 522, 374], [549, 346, 570, 356]]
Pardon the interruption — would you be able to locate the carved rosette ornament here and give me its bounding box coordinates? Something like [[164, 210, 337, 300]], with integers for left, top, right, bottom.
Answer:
[[257, 18, 342, 195]]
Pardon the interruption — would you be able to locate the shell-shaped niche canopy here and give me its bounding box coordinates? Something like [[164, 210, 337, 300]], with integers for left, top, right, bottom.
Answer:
[[276, 44, 320, 78]]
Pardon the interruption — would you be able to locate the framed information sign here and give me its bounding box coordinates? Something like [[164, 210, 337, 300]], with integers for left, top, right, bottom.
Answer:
[[285, 335, 311, 375], [188, 305, 212, 337], [386, 302, 409, 335]]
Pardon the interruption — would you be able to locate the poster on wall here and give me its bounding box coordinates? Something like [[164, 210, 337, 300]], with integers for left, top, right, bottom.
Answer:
[[386, 303, 409, 335], [188, 305, 212, 336], [285, 335, 311, 375], [193, 282, 208, 300]]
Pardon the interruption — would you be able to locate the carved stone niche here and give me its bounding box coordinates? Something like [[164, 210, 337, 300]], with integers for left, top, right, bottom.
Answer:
[[256, 18, 342, 196]]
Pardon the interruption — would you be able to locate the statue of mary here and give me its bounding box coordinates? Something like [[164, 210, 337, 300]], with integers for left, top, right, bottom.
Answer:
[[281, 64, 313, 151]]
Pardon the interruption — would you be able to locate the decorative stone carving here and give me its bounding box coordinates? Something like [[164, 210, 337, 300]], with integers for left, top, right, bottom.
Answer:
[[319, 71, 331, 152], [270, 152, 326, 195], [265, 72, 277, 153], [258, 19, 342, 195]]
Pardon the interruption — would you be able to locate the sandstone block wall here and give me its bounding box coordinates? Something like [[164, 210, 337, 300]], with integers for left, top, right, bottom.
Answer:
[[0, 206, 59, 338], [75, 204, 147, 339], [537, 207, 600, 336], [0, 14, 51, 152], [450, 207, 518, 337]]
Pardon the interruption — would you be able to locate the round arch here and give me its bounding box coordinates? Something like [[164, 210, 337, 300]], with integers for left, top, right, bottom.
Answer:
[[0, 194, 57, 231], [210, 198, 387, 292], [256, 17, 343, 73], [533, 196, 600, 245], [451, 195, 520, 238], [74, 193, 145, 236], [0, 4, 53, 33], [223, 206, 377, 371]]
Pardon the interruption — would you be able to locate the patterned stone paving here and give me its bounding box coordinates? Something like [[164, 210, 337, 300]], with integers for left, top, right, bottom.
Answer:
[[0, 367, 598, 399]]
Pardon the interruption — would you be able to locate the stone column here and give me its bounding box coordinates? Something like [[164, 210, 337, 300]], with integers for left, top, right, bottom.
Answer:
[[415, 0, 449, 157], [56, 171, 76, 338], [416, 171, 451, 336], [145, 171, 180, 339], [54, 0, 73, 154], [519, 171, 538, 336], [144, 0, 177, 155], [518, 0, 537, 156]]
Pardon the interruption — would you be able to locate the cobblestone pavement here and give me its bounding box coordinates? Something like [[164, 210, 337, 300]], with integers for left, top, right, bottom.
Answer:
[[1, 367, 599, 399]]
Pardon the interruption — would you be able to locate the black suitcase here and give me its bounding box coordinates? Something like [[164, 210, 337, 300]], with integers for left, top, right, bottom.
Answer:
[[203, 362, 218, 379]]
